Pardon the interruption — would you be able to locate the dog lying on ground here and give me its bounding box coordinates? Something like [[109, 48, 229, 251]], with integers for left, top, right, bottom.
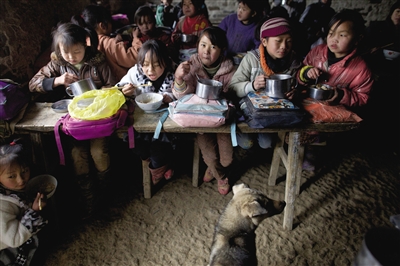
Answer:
[[209, 183, 286, 266]]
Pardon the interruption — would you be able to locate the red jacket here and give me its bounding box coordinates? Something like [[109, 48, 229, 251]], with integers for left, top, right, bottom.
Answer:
[[297, 44, 373, 107]]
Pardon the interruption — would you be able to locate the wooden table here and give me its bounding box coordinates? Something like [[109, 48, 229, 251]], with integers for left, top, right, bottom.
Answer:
[[6, 102, 360, 230]]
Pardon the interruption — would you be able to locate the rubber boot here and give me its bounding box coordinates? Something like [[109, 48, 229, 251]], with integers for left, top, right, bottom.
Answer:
[[76, 174, 97, 219], [149, 164, 169, 185]]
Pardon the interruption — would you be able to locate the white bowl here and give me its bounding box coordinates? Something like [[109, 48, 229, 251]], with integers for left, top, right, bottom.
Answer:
[[135, 92, 163, 113], [383, 49, 400, 60], [25, 174, 58, 200]]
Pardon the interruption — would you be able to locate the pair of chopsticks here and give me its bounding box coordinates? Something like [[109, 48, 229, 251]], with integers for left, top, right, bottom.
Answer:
[[361, 43, 394, 56], [108, 83, 153, 90]]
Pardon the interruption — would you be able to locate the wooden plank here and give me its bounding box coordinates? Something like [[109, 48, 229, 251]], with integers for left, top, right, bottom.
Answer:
[[283, 132, 302, 230], [192, 138, 200, 187], [142, 160, 151, 199]]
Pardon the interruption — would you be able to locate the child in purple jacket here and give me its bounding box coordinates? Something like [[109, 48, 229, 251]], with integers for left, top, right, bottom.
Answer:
[[218, 0, 264, 56]]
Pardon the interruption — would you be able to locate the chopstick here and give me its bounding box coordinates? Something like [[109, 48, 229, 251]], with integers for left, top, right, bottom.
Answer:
[[361, 43, 394, 56], [38, 198, 42, 211]]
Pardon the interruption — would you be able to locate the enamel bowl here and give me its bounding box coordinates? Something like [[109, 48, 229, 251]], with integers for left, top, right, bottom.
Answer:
[[25, 174, 58, 200], [383, 49, 400, 60], [135, 92, 163, 112]]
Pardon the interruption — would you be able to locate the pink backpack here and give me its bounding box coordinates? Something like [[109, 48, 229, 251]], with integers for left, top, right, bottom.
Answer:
[[54, 105, 135, 165]]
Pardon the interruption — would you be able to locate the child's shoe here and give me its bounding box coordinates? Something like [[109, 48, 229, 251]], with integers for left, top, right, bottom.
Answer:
[[203, 167, 214, 182], [217, 178, 230, 195], [164, 168, 174, 180]]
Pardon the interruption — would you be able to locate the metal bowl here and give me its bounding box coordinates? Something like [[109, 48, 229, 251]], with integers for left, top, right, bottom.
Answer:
[[196, 77, 222, 100], [308, 84, 334, 100], [265, 74, 292, 98], [51, 99, 72, 113], [181, 34, 197, 43]]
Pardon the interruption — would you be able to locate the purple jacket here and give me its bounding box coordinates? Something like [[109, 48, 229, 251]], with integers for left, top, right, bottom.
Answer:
[[297, 44, 373, 107], [218, 13, 260, 56]]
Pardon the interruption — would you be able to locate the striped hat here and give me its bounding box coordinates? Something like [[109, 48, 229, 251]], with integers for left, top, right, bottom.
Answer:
[[260, 17, 291, 39]]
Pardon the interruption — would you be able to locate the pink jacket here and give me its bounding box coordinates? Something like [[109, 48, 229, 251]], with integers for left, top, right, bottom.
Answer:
[[297, 44, 373, 107], [98, 34, 139, 81]]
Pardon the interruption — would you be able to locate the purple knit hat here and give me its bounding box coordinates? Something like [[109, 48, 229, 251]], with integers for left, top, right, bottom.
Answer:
[[260, 17, 291, 39]]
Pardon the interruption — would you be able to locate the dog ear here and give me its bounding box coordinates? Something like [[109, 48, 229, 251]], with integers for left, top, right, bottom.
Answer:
[[232, 183, 248, 195], [242, 201, 268, 218]]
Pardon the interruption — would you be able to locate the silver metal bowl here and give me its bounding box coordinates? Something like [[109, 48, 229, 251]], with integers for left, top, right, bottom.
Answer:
[[265, 74, 293, 98], [181, 34, 197, 43], [51, 99, 72, 113], [308, 84, 334, 100], [196, 77, 222, 100]]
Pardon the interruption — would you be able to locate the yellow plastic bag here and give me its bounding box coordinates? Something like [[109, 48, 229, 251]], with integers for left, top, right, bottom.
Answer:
[[68, 89, 125, 120]]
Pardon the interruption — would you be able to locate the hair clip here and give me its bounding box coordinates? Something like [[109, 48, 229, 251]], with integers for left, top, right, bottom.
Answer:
[[9, 141, 16, 146]]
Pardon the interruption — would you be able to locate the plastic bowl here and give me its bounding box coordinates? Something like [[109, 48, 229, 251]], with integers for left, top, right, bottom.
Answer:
[[135, 92, 163, 113], [25, 174, 58, 200], [308, 84, 334, 100], [383, 49, 400, 60]]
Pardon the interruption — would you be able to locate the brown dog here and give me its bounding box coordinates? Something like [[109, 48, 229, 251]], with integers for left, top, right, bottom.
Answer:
[[209, 183, 286, 266]]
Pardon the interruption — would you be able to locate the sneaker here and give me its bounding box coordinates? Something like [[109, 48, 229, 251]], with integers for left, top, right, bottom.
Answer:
[[217, 178, 230, 195], [164, 169, 174, 180], [302, 158, 315, 171], [203, 167, 214, 182]]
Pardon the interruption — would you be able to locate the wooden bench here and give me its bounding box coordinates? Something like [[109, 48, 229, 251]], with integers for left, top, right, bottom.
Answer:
[[3, 102, 360, 230]]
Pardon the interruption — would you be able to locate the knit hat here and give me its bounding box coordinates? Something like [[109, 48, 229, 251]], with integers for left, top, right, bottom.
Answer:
[[260, 17, 291, 39]]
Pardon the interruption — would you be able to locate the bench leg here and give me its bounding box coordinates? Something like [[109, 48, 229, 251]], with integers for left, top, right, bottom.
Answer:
[[268, 132, 286, 186], [283, 132, 302, 230], [192, 138, 200, 187], [142, 160, 152, 199]]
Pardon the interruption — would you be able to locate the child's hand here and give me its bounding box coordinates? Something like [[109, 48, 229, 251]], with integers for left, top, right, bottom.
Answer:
[[121, 83, 136, 97], [132, 27, 140, 39], [54, 73, 79, 87], [32, 192, 46, 211], [114, 33, 124, 43], [163, 94, 173, 103], [253, 75, 266, 91], [175, 61, 191, 84], [306, 67, 322, 81], [172, 32, 182, 42], [325, 86, 343, 105]]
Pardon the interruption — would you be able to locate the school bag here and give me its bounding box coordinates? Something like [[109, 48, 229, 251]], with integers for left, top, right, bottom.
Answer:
[[0, 79, 30, 121], [54, 90, 135, 165], [153, 93, 237, 146], [168, 93, 232, 128], [239, 91, 306, 129]]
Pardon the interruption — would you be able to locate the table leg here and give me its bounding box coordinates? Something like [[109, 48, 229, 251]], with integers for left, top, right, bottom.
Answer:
[[283, 132, 302, 230], [269, 132, 286, 186], [29, 132, 50, 172], [142, 160, 151, 199], [192, 138, 200, 187]]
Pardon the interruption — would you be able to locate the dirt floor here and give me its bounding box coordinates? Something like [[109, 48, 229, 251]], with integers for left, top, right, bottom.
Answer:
[[30, 129, 400, 266]]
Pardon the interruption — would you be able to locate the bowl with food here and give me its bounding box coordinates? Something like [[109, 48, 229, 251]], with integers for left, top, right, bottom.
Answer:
[[308, 84, 334, 100], [135, 92, 163, 113], [383, 49, 400, 61], [25, 174, 58, 201]]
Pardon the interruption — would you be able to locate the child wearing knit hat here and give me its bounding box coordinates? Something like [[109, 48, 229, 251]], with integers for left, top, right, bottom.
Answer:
[[229, 16, 302, 151]]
